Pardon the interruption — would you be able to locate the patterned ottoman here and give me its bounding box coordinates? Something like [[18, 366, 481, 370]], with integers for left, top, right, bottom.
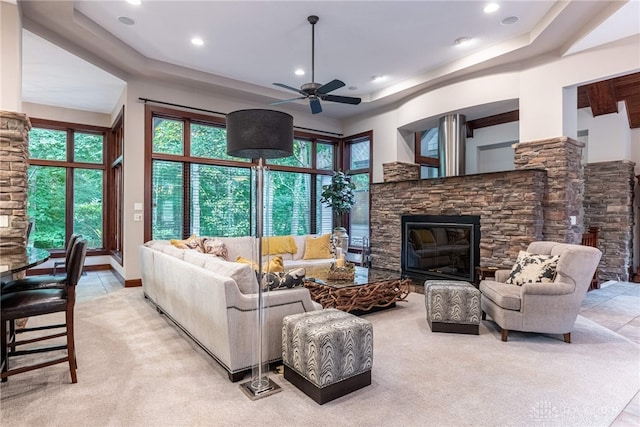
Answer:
[[425, 280, 481, 335], [282, 309, 373, 404]]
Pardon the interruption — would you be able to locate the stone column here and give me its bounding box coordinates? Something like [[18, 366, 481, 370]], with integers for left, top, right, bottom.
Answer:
[[382, 161, 420, 182], [0, 111, 31, 253], [514, 137, 584, 244], [584, 161, 635, 282]]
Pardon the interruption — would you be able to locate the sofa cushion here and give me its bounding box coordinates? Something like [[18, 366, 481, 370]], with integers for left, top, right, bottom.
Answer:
[[159, 244, 187, 260], [203, 256, 258, 294], [303, 234, 332, 260], [292, 235, 308, 260], [480, 280, 522, 311], [505, 251, 560, 286], [183, 249, 212, 268]]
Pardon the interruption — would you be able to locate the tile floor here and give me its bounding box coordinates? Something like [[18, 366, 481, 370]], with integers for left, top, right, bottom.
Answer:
[[77, 272, 640, 426]]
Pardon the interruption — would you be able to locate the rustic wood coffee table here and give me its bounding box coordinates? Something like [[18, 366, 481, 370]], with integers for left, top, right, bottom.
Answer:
[[303, 266, 411, 313]]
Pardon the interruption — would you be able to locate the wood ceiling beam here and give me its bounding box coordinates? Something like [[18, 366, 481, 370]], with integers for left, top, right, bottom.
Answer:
[[625, 94, 640, 129], [466, 110, 519, 138], [586, 80, 618, 116]]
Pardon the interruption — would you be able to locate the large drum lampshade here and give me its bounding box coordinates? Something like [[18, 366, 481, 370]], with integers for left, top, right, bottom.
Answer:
[[226, 109, 293, 159]]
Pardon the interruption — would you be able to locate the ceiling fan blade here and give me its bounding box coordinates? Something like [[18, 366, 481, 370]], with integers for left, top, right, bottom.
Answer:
[[322, 94, 362, 105], [270, 96, 306, 106], [317, 79, 345, 95], [309, 97, 322, 114], [273, 83, 306, 96]]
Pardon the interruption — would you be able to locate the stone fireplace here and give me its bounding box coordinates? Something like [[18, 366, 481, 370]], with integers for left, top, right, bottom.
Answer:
[[402, 214, 480, 283], [370, 136, 635, 285]]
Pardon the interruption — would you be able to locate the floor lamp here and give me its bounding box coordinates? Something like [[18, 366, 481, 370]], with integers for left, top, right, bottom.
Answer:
[[226, 109, 293, 399]]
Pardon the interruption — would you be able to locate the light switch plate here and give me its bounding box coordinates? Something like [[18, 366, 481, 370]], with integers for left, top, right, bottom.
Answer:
[[134, 202, 143, 211], [133, 213, 143, 222]]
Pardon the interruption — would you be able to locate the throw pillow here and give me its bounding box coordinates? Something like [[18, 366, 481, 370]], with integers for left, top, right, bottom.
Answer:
[[198, 237, 229, 260], [505, 251, 560, 286], [303, 234, 332, 260], [263, 256, 284, 273], [170, 234, 199, 249], [260, 268, 306, 291], [261, 236, 298, 256], [235, 255, 284, 273], [236, 256, 258, 270]]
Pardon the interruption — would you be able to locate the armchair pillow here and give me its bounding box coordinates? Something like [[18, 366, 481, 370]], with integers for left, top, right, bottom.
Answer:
[[505, 251, 560, 286]]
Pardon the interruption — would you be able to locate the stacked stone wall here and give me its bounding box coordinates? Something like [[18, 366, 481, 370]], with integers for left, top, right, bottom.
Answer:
[[0, 111, 31, 253], [584, 161, 635, 282], [514, 137, 584, 244], [370, 169, 546, 272]]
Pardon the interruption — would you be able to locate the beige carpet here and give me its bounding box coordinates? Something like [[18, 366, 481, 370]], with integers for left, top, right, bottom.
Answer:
[[1, 288, 638, 427]]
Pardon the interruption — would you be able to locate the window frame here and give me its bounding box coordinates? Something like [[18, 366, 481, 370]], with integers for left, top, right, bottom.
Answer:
[[343, 131, 373, 251], [143, 105, 340, 242], [28, 117, 110, 256]]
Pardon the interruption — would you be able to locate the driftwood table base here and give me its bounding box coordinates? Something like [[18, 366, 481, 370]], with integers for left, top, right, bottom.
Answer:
[[304, 268, 411, 313]]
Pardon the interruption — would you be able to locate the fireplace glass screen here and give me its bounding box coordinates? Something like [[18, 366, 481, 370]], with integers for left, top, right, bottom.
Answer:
[[402, 215, 480, 283]]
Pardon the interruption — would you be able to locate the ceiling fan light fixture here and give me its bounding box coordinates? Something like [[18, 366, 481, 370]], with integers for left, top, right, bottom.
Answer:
[[270, 15, 361, 114]]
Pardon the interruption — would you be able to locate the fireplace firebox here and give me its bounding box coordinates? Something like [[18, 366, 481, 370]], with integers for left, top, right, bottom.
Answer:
[[401, 215, 480, 284]]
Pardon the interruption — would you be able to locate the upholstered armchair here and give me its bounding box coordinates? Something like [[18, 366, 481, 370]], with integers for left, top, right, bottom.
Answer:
[[480, 241, 602, 343]]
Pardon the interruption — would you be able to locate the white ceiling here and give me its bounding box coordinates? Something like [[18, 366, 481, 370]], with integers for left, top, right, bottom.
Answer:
[[19, 0, 640, 120]]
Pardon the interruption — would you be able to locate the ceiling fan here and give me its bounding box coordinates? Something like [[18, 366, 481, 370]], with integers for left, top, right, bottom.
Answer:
[[271, 15, 362, 114]]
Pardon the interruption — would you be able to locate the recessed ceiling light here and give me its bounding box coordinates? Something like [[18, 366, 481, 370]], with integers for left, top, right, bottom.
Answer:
[[484, 3, 500, 14], [118, 16, 135, 25], [348, 86, 358, 91], [126, 0, 142, 5], [294, 69, 305, 76], [191, 37, 204, 46], [371, 75, 385, 82], [501, 16, 519, 25], [454, 36, 472, 46]]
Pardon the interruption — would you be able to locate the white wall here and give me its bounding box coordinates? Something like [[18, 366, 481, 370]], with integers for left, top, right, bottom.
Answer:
[[23, 102, 113, 127], [578, 102, 631, 163], [466, 121, 518, 174], [0, 1, 22, 111], [344, 35, 640, 184]]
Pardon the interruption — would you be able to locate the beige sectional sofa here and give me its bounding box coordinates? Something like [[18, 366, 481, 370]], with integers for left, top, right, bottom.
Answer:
[[139, 235, 332, 382]]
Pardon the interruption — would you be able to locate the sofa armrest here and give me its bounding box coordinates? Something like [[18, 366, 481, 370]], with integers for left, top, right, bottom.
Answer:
[[228, 285, 318, 312], [522, 282, 574, 296]]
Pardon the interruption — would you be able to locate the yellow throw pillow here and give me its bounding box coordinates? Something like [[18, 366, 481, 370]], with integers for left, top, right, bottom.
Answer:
[[262, 236, 297, 256], [263, 256, 284, 273], [170, 234, 199, 249], [236, 255, 284, 273], [303, 234, 332, 260], [236, 256, 258, 270], [417, 229, 435, 244]]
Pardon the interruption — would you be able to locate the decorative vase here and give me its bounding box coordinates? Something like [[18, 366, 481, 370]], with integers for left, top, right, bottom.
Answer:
[[332, 227, 349, 254]]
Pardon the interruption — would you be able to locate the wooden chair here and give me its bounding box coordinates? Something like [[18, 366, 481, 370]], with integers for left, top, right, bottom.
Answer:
[[581, 226, 600, 290], [1, 238, 87, 383]]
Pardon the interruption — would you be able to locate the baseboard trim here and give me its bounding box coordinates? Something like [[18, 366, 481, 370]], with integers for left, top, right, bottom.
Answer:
[[125, 278, 142, 288]]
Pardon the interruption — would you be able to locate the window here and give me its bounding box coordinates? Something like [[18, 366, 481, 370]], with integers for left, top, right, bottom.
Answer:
[[28, 119, 108, 251], [107, 108, 124, 263], [145, 106, 339, 241], [416, 128, 440, 178], [344, 132, 372, 248]]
